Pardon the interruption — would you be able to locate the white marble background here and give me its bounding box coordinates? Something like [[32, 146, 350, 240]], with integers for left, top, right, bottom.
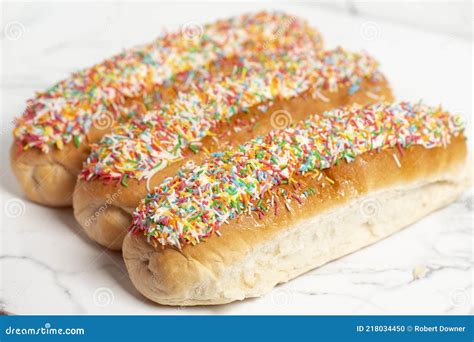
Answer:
[[0, 1, 472, 315]]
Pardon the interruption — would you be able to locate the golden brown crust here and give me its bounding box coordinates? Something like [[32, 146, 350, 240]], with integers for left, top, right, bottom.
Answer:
[[123, 135, 468, 305], [10, 142, 88, 206], [75, 78, 393, 249], [9, 56, 242, 207], [182, 135, 467, 251]]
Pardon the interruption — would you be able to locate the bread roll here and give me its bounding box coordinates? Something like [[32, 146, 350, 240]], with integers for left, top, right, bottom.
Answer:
[[123, 102, 468, 306], [11, 11, 322, 206], [74, 47, 393, 250]]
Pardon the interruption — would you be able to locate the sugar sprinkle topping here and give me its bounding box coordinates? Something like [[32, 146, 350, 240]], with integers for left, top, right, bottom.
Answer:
[[81, 47, 381, 183], [131, 101, 465, 248], [13, 11, 321, 153]]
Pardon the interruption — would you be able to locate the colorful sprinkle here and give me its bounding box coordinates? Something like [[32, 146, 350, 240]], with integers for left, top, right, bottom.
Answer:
[[13, 12, 322, 153], [130, 102, 465, 248], [81, 47, 382, 182], [392, 153, 402, 168]]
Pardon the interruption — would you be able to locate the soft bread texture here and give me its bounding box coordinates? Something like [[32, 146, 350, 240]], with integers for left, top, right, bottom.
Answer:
[[10, 143, 89, 206], [12, 12, 321, 207], [74, 78, 393, 250], [123, 136, 468, 306]]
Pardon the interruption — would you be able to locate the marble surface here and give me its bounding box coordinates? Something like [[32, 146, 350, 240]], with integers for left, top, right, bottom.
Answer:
[[0, 2, 472, 315], [318, 1, 472, 39]]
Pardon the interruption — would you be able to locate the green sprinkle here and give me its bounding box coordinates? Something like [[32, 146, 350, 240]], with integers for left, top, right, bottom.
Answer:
[[121, 174, 129, 188], [189, 144, 200, 154], [73, 135, 80, 148]]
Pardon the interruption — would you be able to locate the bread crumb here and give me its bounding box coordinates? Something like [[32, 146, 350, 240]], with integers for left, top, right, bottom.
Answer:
[[412, 265, 427, 280]]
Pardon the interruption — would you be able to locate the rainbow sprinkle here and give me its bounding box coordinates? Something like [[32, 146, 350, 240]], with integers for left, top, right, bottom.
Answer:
[[13, 11, 322, 153], [81, 47, 381, 183], [130, 102, 465, 248]]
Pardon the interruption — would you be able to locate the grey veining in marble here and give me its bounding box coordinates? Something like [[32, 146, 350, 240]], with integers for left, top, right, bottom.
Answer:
[[1, 2, 472, 315]]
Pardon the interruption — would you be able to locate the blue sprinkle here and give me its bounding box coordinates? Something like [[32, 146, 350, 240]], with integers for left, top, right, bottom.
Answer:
[[348, 84, 360, 95]]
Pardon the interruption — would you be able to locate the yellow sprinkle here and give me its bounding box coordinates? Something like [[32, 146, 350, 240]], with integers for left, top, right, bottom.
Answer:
[[325, 176, 335, 184], [270, 77, 278, 96], [56, 140, 64, 150], [63, 107, 75, 119]]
